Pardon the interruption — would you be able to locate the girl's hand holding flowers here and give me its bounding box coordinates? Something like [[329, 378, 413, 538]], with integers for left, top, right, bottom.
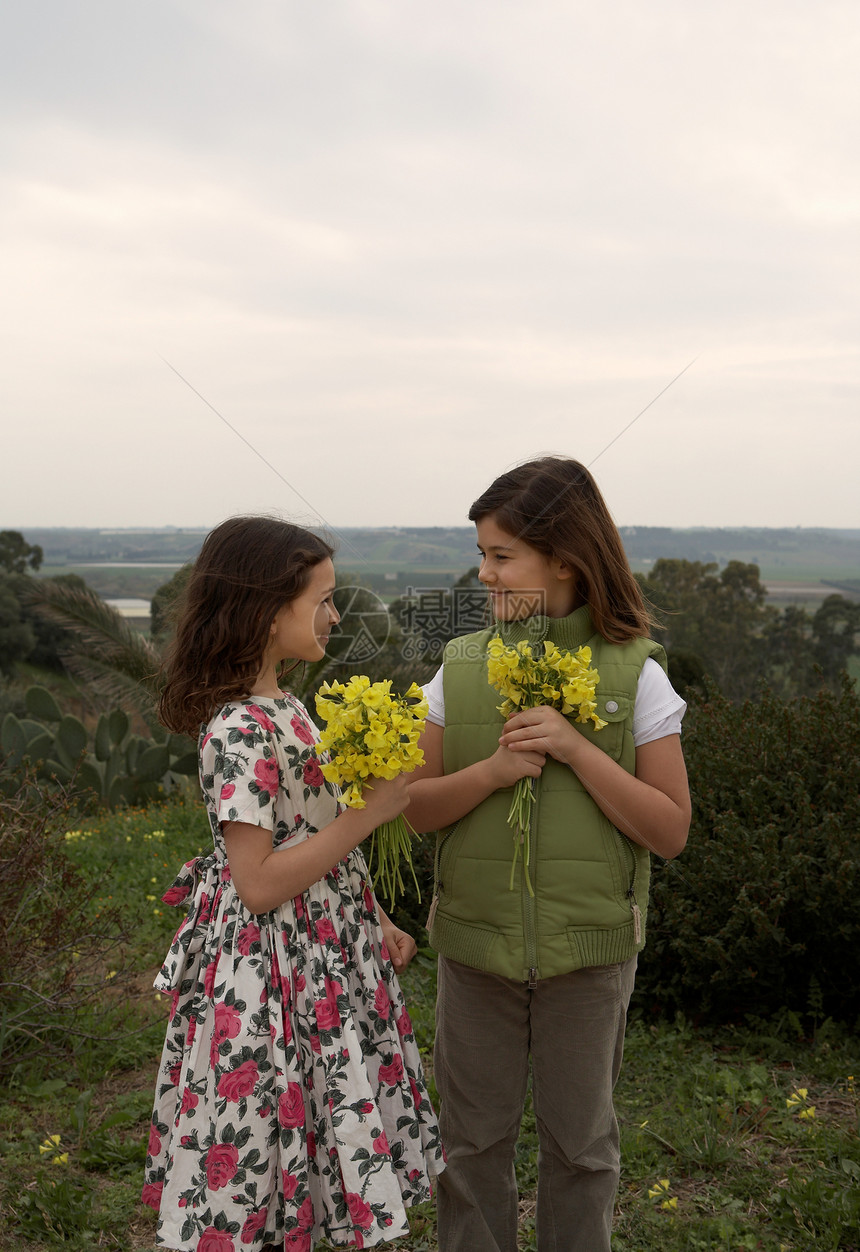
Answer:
[[315, 676, 427, 905], [358, 774, 411, 826], [488, 737, 547, 787], [499, 705, 581, 765], [487, 637, 606, 895]]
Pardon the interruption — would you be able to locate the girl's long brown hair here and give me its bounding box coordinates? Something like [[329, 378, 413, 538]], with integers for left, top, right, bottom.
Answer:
[[158, 516, 334, 736], [469, 456, 654, 643]]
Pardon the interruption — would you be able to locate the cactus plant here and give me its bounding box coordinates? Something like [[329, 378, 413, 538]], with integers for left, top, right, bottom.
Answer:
[[0, 686, 197, 806]]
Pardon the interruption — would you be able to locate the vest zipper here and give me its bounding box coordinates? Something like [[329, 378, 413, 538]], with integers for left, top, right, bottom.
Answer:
[[619, 833, 642, 943], [627, 887, 642, 945], [523, 782, 540, 984], [427, 820, 460, 930]]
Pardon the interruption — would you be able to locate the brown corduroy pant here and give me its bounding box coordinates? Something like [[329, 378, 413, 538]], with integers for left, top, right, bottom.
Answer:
[[434, 954, 637, 1252]]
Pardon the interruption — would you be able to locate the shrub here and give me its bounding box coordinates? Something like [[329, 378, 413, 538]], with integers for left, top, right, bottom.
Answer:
[[636, 675, 860, 1025], [0, 770, 129, 1076]]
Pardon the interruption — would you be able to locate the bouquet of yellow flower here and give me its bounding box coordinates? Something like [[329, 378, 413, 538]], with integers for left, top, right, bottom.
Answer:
[[487, 636, 607, 895], [314, 676, 427, 904]]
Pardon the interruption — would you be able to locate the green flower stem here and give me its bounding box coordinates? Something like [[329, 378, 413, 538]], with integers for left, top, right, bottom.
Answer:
[[507, 777, 536, 897], [367, 815, 421, 907]]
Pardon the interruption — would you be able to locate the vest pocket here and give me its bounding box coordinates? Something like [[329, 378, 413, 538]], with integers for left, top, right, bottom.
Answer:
[[575, 689, 632, 762]]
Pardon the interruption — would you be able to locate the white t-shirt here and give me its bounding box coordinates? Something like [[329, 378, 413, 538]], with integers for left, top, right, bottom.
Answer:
[[422, 656, 686, 747]]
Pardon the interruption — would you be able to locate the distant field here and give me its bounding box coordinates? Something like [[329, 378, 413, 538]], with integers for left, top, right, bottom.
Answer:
[[762, 581, 841, 611], [36, 563, 184, 599], [24, 524, 860, 604], [627, 557, 860, 582]]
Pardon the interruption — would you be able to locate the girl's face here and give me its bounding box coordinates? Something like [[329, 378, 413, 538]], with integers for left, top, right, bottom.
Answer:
[[475, 515, 578, 620], [268, 558, 339, 664]]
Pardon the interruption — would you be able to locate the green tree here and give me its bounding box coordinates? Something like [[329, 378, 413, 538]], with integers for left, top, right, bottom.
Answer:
[[0, 534, 88, 674], [0, 530, 43, 575], [22, 578, 162, 725], [639, 559, 777, 701], [149, 564, 192, 641], [18, 573, 87, 671], [810, 594, 860, 687], [0, 575, 35, 675], [761, 604, 815, 697]]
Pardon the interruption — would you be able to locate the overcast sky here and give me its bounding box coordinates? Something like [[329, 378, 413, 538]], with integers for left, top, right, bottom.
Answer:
[[2, 1, 858, 532]]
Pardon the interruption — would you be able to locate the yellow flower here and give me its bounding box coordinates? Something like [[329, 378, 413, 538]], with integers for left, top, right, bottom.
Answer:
[[487, 636, 607, 892], [487, 636, 606, 730], [647, 1178, 677, 1211], [39, 1134, 69, 1164], [314, 675, 427, 902], [364, 728, 390, 753], [361, 681, 391, 710], [341, 675, 369, 702]]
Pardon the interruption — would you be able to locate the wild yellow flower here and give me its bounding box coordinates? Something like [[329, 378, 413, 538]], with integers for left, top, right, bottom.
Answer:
[[39, 1134, 68, 1164], [487, 636, 607, 894], [786, 1087, 817, 1128], [647, 1178, 677, 1211], [315, 677, 428, 903]]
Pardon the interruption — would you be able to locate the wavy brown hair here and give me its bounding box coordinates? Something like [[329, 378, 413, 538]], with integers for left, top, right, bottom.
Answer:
[[469, 456, 654, 643], [158, 517, 334, 736]]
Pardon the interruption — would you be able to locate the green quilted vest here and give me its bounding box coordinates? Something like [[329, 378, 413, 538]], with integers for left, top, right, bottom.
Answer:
[[429, 605, 667, 982]]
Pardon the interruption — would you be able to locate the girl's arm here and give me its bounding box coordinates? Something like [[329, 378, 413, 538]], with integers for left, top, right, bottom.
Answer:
[[499, 707, 690, 859], [404, 720, 546, 835], [223, 775, 410, 914]]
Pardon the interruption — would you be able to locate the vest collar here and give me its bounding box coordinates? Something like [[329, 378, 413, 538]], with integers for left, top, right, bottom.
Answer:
[[496, 603, 595, 650]]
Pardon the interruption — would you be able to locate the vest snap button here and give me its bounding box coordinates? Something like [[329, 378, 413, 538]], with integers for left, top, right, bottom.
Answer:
[[605, 700, 619, 713]]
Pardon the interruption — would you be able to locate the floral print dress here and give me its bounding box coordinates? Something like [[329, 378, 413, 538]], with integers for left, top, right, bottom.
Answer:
[[143, 693, 445, 1251]]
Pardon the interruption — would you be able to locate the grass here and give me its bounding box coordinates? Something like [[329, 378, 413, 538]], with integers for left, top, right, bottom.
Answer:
[[1, 797, 858, 1251]]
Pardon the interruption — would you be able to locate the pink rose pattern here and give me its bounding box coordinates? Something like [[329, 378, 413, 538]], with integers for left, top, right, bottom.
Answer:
[[253, 756, 280, 798], [145, 693, 444, 1249], [301, 756, 325, 789]]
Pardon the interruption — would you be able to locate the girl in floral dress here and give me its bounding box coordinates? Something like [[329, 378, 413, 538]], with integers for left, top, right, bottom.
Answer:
[[143, 517, 445, 1252]]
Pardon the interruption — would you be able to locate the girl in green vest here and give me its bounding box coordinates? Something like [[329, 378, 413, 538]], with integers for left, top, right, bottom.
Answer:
[[406, 456, 691, 1252]]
